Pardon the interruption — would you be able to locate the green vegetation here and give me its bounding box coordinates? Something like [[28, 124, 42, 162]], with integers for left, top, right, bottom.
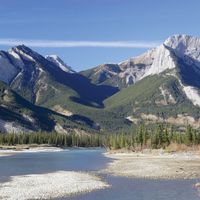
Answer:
[[1, 124, 200, 150], [104, 124, 200, 150], [0, 80, 96, 132], [47, 71, 200, 134], [104, 73, 199, 118], [0, 132, 103, 147], [2, 62, 200, 133], [2, 46, 200, 134]]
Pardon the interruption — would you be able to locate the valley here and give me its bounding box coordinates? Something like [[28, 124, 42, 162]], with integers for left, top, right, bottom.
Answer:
[[1, 35, 200, 133], [1, 1, 200, 200]]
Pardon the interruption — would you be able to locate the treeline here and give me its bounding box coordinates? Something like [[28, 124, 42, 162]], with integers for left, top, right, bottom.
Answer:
[[106, 124, 200, 150], [0, 132, 103, 147], [0, 124, 200, 150]]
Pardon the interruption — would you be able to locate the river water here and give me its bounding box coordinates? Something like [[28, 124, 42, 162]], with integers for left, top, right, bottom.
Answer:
[[0, 149, 199, 200]]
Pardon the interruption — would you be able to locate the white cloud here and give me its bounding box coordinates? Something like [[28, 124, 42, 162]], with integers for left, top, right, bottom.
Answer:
[[0, 38, 160, 48]]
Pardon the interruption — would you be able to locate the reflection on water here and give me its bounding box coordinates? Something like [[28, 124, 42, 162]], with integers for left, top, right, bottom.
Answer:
[[0, 149, 199, 200]]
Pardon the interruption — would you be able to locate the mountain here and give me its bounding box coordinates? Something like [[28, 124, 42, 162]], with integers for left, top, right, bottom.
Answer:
[[0, 45, 117, 106], [0, 45, 118, 133], [0, 80, 99, 133], [45, 55, 75, 73], [80, 35, 200, 129], [81, 37, 177, 88], [82, 35, 200, 90], [0, 80, 57, 133], [81, 35, 200, 105], [103, 35, 200, 129], [1, 34, 200, 133]]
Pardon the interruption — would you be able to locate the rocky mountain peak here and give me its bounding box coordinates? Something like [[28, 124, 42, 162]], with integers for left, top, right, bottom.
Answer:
[[164, 35, 200, 61], [164, 34, 200, 48], [12, 45, 45, 61], [46, 55, 75, 73], [12, 44, 31, 51]]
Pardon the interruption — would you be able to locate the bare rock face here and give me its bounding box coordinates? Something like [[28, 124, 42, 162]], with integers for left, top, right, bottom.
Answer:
[[0, 118, 33, 133], [82, 36, 179, 87], [164, 34, 200, 64], [82, 35, 200, 108]]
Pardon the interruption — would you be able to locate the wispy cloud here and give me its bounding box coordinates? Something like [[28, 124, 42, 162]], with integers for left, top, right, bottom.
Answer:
[[0, 38, 161, 48]]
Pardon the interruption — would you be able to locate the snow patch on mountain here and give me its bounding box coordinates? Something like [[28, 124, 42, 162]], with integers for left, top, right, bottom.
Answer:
[[13, 47, 36, 62], [8, 49, 24, 66], [46, 55, 74, 73], [0, 53, 19, 84]]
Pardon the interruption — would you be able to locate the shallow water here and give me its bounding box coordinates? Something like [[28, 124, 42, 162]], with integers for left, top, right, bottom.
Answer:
[[0, 149, 109, 178], [65, 176, 200, 200], [0, 149, 199, 200]]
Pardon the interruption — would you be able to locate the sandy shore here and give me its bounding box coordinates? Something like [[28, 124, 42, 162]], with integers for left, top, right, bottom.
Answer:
[[104, 150, 200, 179], [0, 171, 109, 200]]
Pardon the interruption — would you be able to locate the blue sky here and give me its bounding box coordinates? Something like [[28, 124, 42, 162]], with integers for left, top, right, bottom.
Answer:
[[0, 0, 200, 71]]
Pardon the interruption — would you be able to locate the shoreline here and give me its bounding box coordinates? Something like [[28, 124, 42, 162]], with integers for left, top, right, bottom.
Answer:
[[0, 147, 200, 199], [0, 171, 109, 200], [103, 150, 200, 180], [0, 145, 65, 157], [0, 145, 104, 157], [1, 145, 200, 180], [0, 147, 109, 199]]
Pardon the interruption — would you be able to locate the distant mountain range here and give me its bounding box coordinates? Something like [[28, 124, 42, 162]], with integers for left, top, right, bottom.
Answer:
[[1, 34, 200, 133]]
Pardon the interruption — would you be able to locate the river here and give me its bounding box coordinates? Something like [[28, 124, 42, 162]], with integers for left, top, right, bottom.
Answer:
[[0, 149, 199, 200]]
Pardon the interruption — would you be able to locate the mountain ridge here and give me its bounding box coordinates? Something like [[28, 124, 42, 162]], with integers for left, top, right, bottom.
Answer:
[[1, 34, 200, 133]]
